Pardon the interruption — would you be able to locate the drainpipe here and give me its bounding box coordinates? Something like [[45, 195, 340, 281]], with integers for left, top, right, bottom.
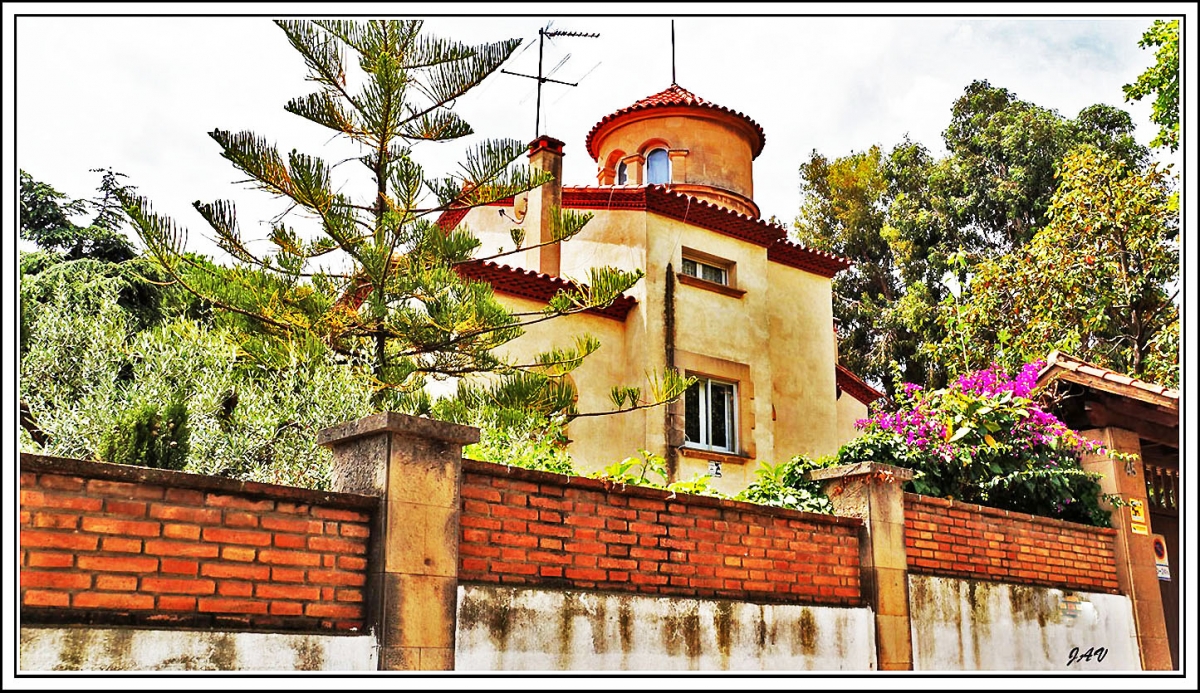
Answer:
[[664, 264, 679, 481]]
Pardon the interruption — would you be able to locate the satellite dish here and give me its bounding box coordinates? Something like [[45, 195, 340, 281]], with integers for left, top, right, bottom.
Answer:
[[513, 192, 528, 222]]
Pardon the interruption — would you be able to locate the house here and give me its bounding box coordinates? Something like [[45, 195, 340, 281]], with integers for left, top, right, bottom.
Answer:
[[445, 83, 882, 493]]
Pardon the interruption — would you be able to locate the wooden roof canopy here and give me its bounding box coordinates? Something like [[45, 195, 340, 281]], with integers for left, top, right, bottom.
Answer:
[[1034, 351, 1180, 449]]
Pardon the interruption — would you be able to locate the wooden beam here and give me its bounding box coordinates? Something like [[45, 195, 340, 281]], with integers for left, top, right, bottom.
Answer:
[[1084, 401, 1180, 448]]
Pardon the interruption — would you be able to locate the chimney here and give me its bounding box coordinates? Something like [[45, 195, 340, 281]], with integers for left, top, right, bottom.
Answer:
[[527, 135, 565, 276]]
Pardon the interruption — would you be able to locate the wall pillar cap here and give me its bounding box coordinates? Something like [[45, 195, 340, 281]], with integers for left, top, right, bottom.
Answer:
[[806, 462, 915, 482], [317, 412, 480, 449]]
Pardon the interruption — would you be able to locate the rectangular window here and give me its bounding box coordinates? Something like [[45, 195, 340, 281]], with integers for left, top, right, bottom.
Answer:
[[681, 257, 728, 285], [683, 377, 738, 453]]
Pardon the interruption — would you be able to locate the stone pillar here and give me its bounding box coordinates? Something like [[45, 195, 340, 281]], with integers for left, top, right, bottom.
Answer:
[[317, 412, 479, 671], [527, 135, 565, 277], [668, 149, 689, 184], [1081, 427, 1171, 670], [621, 153, 645, 186], [809, 462, 914, 671]]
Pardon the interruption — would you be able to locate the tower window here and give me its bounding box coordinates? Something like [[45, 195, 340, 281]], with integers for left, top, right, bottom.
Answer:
[[646, 148, 670, 185], [617, 161, 628, 185]]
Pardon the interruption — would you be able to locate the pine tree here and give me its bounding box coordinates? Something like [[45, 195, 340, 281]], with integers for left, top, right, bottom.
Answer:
[[119, 19, 687, 423]]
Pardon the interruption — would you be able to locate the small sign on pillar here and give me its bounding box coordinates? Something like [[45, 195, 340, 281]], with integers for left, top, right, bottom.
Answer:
[[1129, 498, 1149, 535], [1153, 534, 1171, 581]]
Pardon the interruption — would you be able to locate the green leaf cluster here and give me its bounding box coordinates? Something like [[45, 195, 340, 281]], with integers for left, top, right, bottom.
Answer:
[[795, 75, 1166, 393], [1123, 19, 1180, 152], [99, 397, 191, 471], [937, 146, 1179, 385]]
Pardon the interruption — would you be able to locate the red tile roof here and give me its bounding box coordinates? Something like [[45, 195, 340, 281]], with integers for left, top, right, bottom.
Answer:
[[464, 186, 851, 278], [454, 260, 637, 322], [1036, 351, 1179, 410], [585, 83, 767, 160], [836, 364, 885, 406], [561, 185, 851, 278]]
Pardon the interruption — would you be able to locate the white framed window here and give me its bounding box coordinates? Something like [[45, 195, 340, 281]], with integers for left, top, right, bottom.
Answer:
[[646, 148, 670, 184], [683, 377, 738, 453], [681, 257, 728, 285]]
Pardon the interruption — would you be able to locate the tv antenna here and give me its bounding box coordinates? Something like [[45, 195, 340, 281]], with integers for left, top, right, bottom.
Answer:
[[501, 24, 600, 139]]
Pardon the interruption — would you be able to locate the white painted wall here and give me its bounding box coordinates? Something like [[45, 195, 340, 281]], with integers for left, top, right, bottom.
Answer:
[[20, 627, 377, 671], [455, 584, 876, 671], [908, 575, 1140, 671]]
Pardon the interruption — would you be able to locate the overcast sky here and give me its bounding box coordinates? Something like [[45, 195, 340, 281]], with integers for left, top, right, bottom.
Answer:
[[8, 6, 1187, 263]]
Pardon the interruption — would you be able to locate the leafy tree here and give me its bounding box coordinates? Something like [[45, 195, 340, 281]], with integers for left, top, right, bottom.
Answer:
[[794, 143, 957, 391], [20, 168, 138, 263], [794, 80, 1149, 391], [938, 146, 1179, 385], [1124, 19, 1180, 151], [120, 19, 686, 425]]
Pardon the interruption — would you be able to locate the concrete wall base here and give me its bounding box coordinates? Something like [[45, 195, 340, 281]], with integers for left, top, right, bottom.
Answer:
[[20, 627, 376, 671]]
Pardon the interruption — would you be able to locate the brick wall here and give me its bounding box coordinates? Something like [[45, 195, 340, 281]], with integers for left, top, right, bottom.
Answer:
[[19, 454, 377, 632], [903, 493, 1120, 594], [459, 460, 864, 606]]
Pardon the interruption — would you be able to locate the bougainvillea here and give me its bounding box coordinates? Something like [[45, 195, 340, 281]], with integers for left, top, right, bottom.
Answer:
[[845, 361, 1121, 526]]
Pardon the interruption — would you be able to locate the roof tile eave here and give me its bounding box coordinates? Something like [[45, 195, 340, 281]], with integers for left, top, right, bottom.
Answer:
[[1038, 351, 1180, 405]]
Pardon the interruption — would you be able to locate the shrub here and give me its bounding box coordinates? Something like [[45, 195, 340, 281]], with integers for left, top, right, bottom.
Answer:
[[846, 362, 1121, 526], [99, 397, 191, 470]]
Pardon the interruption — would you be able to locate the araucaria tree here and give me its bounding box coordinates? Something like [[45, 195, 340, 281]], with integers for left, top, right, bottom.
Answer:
[[121, 20, 684, 422]]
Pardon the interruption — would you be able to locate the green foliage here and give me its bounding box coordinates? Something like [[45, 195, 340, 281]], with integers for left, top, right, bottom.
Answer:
[[937, 146, 1179, 385], [19, 263, 377, 488], [20, 169, 138, 263], [119, 19, 681, 430], [592, 449, 670, 487], [795, 79, 1153, 392], [844, 364, 1121, 527], [734, 458, 834, 514], [99, 397, 191, 471], [463, 412, 577, 476], [1124, 19, 1180, 151]]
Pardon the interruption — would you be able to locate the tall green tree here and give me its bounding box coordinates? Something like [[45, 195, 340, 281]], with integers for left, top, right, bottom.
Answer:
[[795, 80, 1148, 391], [937, 146, 1179, 386], [121, 19, 686, 423], [1124, 19, 1180, 152], [21, 168, 138, 263]]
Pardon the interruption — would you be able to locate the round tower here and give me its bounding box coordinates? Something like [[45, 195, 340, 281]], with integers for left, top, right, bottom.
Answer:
[[585, 83, 766, 218]]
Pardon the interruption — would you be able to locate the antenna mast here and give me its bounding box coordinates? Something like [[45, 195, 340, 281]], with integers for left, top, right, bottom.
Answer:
[[502, 25, 600, 139], [671, 20, 676, 84]]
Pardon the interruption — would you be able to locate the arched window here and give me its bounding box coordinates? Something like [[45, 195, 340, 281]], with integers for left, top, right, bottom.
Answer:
[[646, 148, 670, 185], [616, 161, 628, 185]]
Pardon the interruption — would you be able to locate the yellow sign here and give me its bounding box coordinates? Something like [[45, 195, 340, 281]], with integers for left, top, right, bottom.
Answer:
[[1129, 498, 1147, 524], [1131, 522, 1149, 535]]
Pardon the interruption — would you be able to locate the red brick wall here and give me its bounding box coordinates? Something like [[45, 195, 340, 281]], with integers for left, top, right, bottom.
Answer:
[[19, 454, 377, 632], [459, 460, 864, 606], [904, 493, 1120, 594]]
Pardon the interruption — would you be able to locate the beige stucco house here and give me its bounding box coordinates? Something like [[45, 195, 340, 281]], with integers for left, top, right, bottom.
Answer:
[[445, 83, 881, 493]]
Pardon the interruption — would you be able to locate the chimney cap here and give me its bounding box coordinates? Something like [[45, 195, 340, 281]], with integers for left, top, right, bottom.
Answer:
[[529, 135, 566, 155]]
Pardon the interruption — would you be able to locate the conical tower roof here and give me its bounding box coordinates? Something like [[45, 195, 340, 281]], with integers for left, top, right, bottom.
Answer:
[[584, 83, 766, 160]]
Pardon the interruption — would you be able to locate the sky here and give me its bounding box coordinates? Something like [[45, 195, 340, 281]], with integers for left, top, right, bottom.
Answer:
[[7, 5, 1189, 265]]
